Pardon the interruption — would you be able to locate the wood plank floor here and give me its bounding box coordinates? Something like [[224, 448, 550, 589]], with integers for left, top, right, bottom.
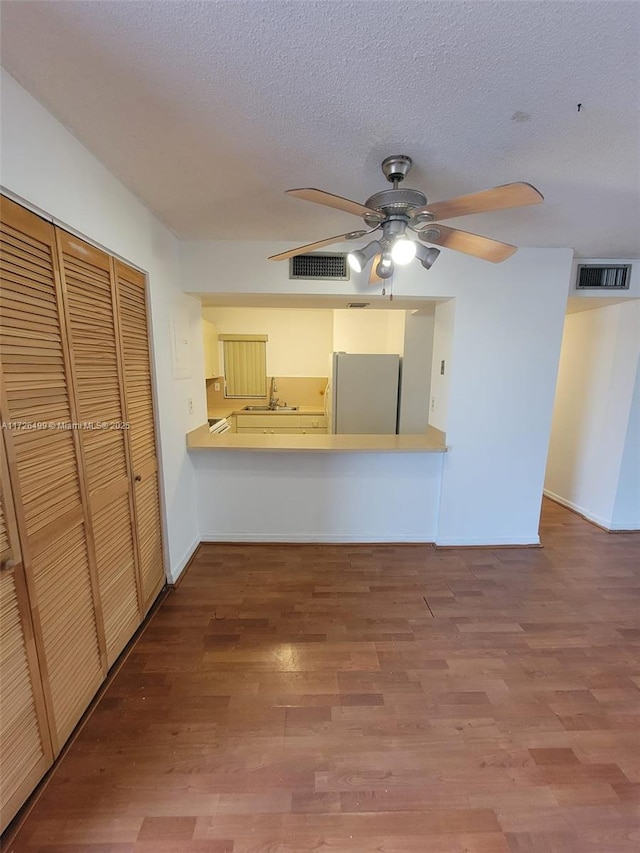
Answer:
[[5, 499, 640, 852]]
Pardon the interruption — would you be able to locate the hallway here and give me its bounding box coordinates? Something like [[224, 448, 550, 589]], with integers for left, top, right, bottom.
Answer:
[[5, 499, 640, 852]]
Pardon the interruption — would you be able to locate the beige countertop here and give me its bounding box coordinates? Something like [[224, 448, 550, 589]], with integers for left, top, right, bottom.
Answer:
[[187, 423, 447, 453], [208, 406, 325, 419]]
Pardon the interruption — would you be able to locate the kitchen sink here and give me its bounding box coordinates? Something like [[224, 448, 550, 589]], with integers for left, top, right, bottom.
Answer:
[[242, 405, 299, 411]]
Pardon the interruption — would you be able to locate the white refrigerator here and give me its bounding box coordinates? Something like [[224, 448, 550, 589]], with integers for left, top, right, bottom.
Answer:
[[326, 352, 400, 434]]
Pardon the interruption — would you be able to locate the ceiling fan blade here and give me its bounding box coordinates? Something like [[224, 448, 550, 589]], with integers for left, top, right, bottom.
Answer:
[[286, 188, 384, 221], [369, 253, 383, 284], [267, 232, 357, 261], [419, 224, 517, 263], [411, 182, 543, 223]]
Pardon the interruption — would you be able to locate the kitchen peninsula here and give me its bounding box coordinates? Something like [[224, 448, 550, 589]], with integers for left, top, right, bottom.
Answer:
[[187, 415, 447, 544], [187, 420, 447, 452]]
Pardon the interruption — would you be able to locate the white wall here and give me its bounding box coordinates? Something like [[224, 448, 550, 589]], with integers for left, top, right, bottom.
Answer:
[[195, 451, 443, 542], [545, 300, 640, 530], [202, 306, 333, 376], [183, 240, 574, 545], [0, 71, 575, 552], [428, 300, 455, 432], [332, 309, 405, 354], [1, 70, 205, 580], [612, 357, 640, 529], [398, 309, 435, 434]]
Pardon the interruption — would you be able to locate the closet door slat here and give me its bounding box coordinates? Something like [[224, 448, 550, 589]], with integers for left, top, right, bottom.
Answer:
[[0, 418, 53, 834], [0, 197, 105, 754], [0, 195, 168, 824], [115, 261, 165, 611], [58, 232, 142, 666]]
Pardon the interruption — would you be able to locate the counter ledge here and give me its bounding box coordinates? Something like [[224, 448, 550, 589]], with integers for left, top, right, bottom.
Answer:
[[187, 424, 447, 453]]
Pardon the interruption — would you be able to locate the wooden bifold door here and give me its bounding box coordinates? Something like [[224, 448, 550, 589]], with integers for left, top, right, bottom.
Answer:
[[0, 196, 165, 833]]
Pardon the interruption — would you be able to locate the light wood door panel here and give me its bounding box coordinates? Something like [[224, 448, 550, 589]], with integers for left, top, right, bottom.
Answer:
[[58, 232, 142, 665], [0, 428, 53, 834], [115, 261, 165, 611], [28, 520, 104, 745], [115, 263, 158, 471], [0, 197, 105, 753], [91, 492, 139, 663], [133, 473, 164, 608]]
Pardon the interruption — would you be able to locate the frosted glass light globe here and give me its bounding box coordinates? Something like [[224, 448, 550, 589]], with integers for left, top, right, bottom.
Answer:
[[391, 238, 417, 265]]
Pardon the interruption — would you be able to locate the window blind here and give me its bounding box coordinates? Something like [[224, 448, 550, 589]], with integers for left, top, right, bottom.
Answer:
[[220, 336, 267, 397]]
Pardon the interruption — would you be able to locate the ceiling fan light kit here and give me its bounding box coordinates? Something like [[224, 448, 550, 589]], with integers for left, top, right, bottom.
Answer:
[[415, 243, 441, 270], [347, 240, 381, 274], [375, 256, 394, 279], [390, 237, 417, 265], [268, 155, 543, 290]]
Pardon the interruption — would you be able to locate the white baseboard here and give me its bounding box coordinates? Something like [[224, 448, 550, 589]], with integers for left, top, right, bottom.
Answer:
[[543, 489, 613, 530], [199, 532, 435, 544], [168, 536, 200, 583], [199, 532, 542, 546], [435, 534, 541, 547], [543, 490, 639, 530]]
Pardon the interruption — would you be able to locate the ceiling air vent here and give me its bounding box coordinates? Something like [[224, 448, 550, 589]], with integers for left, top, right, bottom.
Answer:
[[576, 264, 631, 290], [289, 253, 350, 281]]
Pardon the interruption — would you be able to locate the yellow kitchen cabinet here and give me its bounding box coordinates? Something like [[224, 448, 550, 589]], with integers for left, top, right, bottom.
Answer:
[[236, 414, 299, 429], [237, 427, 302, 434], [300, 416, 327, 431], [235, 414, 327, 434], [203, 319, 220, 378]]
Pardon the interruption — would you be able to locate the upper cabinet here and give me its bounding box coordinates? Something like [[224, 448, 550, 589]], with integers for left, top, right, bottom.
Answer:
[[203, 319, 219, 379]]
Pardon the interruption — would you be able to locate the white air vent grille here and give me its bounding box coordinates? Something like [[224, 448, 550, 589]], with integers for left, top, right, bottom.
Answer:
[[576, 264, 631, 290], [289, 253, 350, 280]]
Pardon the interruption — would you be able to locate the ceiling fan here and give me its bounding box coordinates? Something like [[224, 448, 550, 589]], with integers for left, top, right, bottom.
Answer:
[[268, 155, 543, 284]]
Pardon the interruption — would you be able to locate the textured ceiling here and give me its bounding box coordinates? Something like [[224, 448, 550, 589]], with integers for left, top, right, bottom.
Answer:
[[1, 1, 639, 257]]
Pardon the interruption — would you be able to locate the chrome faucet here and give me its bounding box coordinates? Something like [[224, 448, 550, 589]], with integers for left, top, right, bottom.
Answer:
[[269, 376, 279, 409]]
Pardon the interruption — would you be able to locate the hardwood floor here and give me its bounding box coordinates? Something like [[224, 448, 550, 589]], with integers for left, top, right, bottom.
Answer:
[[5, 499, 639, 852]]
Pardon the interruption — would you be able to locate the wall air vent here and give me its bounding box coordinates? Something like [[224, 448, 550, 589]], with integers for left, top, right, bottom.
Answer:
[[576, 264, 631, 290], [289, 253, 350, 281]]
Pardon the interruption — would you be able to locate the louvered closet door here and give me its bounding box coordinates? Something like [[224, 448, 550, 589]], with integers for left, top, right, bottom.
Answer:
[[115, 260, 165, 611], [0, 429, 53, 833], [0, 196, 105, 752], [57, 232, 142, 666]]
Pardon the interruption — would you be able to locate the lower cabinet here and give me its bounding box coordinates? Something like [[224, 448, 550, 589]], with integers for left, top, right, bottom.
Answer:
[[238, 427, 303, 434], [235, 414, 328, 435]]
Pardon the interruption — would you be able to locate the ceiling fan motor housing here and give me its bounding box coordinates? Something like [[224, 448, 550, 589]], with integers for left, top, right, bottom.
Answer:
[[381, 155, 413, 183], [363, 188, 427, 227]]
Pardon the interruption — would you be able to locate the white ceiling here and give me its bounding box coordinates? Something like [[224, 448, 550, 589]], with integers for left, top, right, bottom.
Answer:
[[1, 1, 639, 257]]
